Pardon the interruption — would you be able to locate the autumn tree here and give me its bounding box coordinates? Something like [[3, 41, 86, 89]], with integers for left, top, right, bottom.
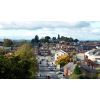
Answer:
[[55, 54, 70, 67]]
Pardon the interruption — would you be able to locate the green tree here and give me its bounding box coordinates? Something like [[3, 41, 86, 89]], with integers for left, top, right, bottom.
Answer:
[[15, 43, 38, 78], [74, 65, 81, 75], [74, 39, 79, 43], [60, 36, 66, 41], [69, 37, 74, 42], [3, 39, 13, 47], [0, 54, 38, 79], [69, 65, 82, 79], [15, 43, 34, 59], [52, 37, 56, 43], [31, 39, 35, 45], [34, 35, 39, 43], [40, 38, 45, 43], [0, 48, 5, 55], [58, 34, 60, 40], [45, 36, 51, 43]]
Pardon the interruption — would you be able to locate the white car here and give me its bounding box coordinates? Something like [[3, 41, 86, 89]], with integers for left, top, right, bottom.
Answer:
[[84, 49, 100, 64], [56, 71, 64, 79], [56, 71, 63, 75]]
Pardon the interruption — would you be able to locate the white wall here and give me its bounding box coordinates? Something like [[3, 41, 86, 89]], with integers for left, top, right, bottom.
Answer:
[[54, 50, 67, 64]]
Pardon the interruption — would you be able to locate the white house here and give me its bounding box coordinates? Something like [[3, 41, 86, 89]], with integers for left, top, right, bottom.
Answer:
[[54, 50, 68, 61], [53, 50, 68, 67]]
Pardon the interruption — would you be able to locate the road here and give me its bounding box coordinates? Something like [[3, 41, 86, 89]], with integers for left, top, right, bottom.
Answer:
[[37, 56, 65, 79]]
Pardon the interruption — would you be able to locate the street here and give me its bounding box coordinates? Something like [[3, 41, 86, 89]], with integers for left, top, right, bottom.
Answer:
[[37, 56, 64, 79]]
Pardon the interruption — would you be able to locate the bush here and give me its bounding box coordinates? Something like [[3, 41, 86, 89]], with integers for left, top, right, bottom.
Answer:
[[74, 65, 82, 75]]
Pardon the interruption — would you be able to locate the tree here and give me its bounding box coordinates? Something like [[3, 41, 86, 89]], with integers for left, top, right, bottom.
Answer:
[[60, 36, 66, 41], [15, 43, 34, 59], [52, 37, 56, 41], [52, 37, 56, 43], [40, 38, 45, 43], [69, 37, 74, 42], [3, 39, 13, 47], [74, 65, 81, 75], [0, 46, 38, 79], [69, 65, 82, 79], [55, 54, 70, 67], [58, 34, 60, 40], [74, 39, 79, 43], [31, 39, 35, 45], [34, 35, 39, 43], [45, 36, 51, 43], [0, 55, 35, 79], [0, 48, 5, 55]]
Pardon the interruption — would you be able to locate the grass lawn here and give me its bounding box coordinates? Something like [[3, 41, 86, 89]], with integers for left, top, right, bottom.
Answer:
[[70, 74, 81, 79]]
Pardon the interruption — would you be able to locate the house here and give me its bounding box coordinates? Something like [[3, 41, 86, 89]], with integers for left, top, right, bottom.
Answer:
[[54, 49, 68, 69], [84, 48, 100, 65], [38, 48, 51, 56], [34, 47, 39, 55], [66, 46, 77, 52], [64, 62, 77, 77], [54, 49, 68, 62], [96, 45, 100, 49], [78, 41, 100, 52]]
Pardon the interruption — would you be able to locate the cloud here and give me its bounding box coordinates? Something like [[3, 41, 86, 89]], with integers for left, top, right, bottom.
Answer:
[[74, 21, 90, 28], [0, 21, 91, 30], [0, 21, 100, 40]]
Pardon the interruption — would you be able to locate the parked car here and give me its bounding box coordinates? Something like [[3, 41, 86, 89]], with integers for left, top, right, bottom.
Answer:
[[56, 71, 64, 79], [56, 71, 63, 75], [48, 67, 51, 69], [50, 68, 54, 71]]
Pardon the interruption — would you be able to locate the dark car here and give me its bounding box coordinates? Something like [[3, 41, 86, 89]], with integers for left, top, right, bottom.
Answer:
[[46, 76, 51, 79]]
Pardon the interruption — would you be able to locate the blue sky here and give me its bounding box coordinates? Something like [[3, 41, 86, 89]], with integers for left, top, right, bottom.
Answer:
[[0, 21, 100, 40]]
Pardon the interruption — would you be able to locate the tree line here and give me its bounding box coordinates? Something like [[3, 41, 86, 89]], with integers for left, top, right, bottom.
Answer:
[[0, 35, 79, 48], [31, 34, 79, 46]]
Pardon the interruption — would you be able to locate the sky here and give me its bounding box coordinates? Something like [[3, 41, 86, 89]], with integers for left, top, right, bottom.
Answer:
[[0, 21, 100, 40], [0, 0, 100, 40]]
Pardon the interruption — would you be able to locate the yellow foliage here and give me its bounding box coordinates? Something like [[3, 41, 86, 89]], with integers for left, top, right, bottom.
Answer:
[[55, 54, 71, 66]]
